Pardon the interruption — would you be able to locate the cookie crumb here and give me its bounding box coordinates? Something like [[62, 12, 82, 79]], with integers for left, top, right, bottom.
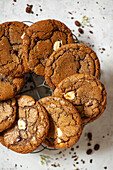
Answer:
[[26, 4, 34, 14], [76, 145, 79, 148], [68, 11, 73, 15]]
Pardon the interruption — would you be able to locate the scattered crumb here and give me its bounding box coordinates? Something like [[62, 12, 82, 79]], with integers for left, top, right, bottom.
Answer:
[[15, 164, 17, 167], [89, 30, 93, 34], [76, 145, 79, 149], [90, 159, 93, 163], [26, 4, 34, 14], [68, 11, 73, 15], [51, 163, 60, 167]]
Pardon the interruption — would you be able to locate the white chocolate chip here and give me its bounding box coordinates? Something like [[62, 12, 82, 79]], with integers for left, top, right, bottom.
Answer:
[[57, 138, 61, 143], [64, 91, 75, 100], [21, 32, 25, 39], [53, 40, 62, 51], [57, 128, 62, 137], [18, 119, 26, 130]]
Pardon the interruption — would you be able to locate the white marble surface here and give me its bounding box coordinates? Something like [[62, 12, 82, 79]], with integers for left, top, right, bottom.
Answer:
[[0, 0, 113, 170]]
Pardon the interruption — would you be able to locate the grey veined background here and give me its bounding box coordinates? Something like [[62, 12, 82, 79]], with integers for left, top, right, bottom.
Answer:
[[0, 0, 113, 170]]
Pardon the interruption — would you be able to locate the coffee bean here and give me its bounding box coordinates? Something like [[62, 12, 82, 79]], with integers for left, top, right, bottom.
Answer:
[[78, 28, 84, 34]]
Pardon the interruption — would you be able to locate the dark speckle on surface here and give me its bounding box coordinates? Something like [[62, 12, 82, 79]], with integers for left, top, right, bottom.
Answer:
[[90, 159, 93, 163], [89, 30, 93, 34], [76, 145, 79, 149]]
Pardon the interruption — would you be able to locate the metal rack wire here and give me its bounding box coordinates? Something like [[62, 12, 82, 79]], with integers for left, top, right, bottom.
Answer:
[[20, 21, 79, 153]]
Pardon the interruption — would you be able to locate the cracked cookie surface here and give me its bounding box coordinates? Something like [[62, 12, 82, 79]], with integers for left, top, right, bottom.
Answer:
[[0, 73, 24, 101], [45, 43, 100, 89], [23, 19, 75, 76], [53, 74, 107, 125], [38, 96, 82, 149], [0, 21, 30, 77], [0, 95, 49, 153], [0, 98, 16, 133]]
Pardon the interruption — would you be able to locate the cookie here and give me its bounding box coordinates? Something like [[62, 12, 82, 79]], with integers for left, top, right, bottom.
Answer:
[[0, 95, 49, 154], [0, 73, 24, 101], [53, 74, 107, 125], [38, 96, 82, 149], [45, 43, 100, 89], [0, 21, 30, 77], [23, 19, 75, 76], [0, 98, 16, 133]]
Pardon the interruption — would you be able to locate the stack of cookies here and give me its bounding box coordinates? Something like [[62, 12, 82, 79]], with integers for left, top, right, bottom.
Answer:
[[0, 19, 107, 154]]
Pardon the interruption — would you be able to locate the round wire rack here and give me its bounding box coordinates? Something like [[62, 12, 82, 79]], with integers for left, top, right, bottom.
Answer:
[[19, 21, 79, 153]]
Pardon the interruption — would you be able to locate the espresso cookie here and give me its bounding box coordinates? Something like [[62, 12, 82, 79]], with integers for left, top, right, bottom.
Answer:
[[23, 19, 75, 76], [38, 96, 82, 149], [0, 98, 16, 133], [0, 21, 30, 77], [45, 43, 100, 89], [53, 74, 107, 125], [0, 95, 49, 154], [0, 73, 24, 101]]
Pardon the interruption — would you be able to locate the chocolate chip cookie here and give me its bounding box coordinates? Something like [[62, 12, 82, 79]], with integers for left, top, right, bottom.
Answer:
[[0, 73, 24, 101], [0, 98, 16, 133], [0, 21, 30, 77], [23, 19, 75, 76], [53, 74, 107, 125], [38, 96, 82, 149], [0, 95, 49, 154], [45, 43, 100, 89]]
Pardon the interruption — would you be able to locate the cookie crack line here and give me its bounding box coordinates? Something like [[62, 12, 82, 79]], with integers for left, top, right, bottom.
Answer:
[[45, 44, 100, 89]]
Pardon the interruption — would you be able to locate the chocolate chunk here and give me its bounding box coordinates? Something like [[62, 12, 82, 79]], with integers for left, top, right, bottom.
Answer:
[[11, 49, 18, 56]]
